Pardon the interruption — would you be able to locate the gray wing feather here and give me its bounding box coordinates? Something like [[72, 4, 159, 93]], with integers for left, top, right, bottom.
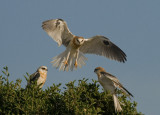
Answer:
[[101, 72, 120, 84], [42, 19, 74, 47], [101, 72, 133, 97], [80, 35, 127, 63]]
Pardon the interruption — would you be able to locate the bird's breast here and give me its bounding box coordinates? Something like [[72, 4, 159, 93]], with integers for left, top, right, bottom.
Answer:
[[37, 72, 47, 86], [98, 76, 115, 93], [39, 72, 47, 79]]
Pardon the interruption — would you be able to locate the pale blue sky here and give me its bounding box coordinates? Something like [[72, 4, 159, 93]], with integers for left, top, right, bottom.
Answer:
[[0, 0, 160, 114]]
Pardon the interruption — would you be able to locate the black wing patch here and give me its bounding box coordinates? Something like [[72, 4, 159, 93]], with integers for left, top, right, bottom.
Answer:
[[103, 40, 110, 46], [30, 72, 40, 82]]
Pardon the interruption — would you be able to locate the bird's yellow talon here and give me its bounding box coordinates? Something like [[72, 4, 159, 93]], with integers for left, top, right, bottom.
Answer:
[[74, 61, 78, 68], [64, 60, 68, 65]]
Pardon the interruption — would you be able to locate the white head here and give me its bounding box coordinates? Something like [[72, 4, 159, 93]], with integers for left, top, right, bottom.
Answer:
[[74, 36, 85, 46], [37, 66, 48, 73]]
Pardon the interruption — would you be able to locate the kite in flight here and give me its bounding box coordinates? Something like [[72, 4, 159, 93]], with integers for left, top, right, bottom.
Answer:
[[42, 19, 127, 71], [94, 67, 133, 112]]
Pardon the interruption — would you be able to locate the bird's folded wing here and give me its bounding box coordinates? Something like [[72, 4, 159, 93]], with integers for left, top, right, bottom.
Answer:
[[42, 19, 75, 47], [79, 35, 127, 63], [101, 72, 133, 97], [29, 72, 40, 82], [101, 72, 120, 84]]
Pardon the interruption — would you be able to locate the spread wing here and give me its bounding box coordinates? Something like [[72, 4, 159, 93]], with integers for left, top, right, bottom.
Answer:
[[101, 72, 133, 97], [80, 35, 127, 63], [42, 19, 75, 47]]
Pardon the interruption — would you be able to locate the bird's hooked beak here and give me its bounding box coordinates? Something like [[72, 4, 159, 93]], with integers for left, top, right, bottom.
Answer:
[[94, 69, 98, 73], [77, 38, 84, 44], [77, 39, 80, 43]]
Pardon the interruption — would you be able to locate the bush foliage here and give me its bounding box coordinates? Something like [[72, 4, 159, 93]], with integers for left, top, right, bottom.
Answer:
[[0, 66, 143, 114]]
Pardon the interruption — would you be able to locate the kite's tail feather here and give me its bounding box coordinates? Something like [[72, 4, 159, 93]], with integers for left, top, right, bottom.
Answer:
[[113, 94, 123, 113], [51, 50, 87, 71]]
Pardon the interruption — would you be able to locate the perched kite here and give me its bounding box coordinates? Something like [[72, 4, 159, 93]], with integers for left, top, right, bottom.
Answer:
[[27, 66, 48, 88], [42, 19, 127, 71], [94, 67, 133, 112]]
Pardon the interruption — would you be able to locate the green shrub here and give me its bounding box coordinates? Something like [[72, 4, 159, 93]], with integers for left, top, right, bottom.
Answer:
[[0, 66, 143, 114]]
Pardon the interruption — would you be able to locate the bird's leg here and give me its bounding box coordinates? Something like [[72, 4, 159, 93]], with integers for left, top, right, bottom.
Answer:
[[64, 52, 70, 66], [74, 50, 79, 68]]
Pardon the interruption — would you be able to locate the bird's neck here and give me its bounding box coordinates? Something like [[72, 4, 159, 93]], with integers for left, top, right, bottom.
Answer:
[[97, 73, 102, 79]]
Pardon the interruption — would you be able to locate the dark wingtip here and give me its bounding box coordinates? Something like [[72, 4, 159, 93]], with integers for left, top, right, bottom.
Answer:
[[117, 56, 127, 63], [122, 85, 134, 97], [119, 50, 127, 63], [128, 92, 134, 97], [121, 57, 127, 63], [57, 18, 64, 21]]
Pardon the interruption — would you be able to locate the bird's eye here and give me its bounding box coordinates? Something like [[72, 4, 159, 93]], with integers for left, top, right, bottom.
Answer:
[[79, 39, 84, 43], [42, 68, 46, 70], [94, 69, 98, 72], [103, 40, 109, 46]]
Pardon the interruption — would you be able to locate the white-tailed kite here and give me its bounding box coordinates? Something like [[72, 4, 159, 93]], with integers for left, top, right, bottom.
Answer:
[[27, 66, 48, 88], [42, 19, 127, 71], [94, 67, 133, 112]]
